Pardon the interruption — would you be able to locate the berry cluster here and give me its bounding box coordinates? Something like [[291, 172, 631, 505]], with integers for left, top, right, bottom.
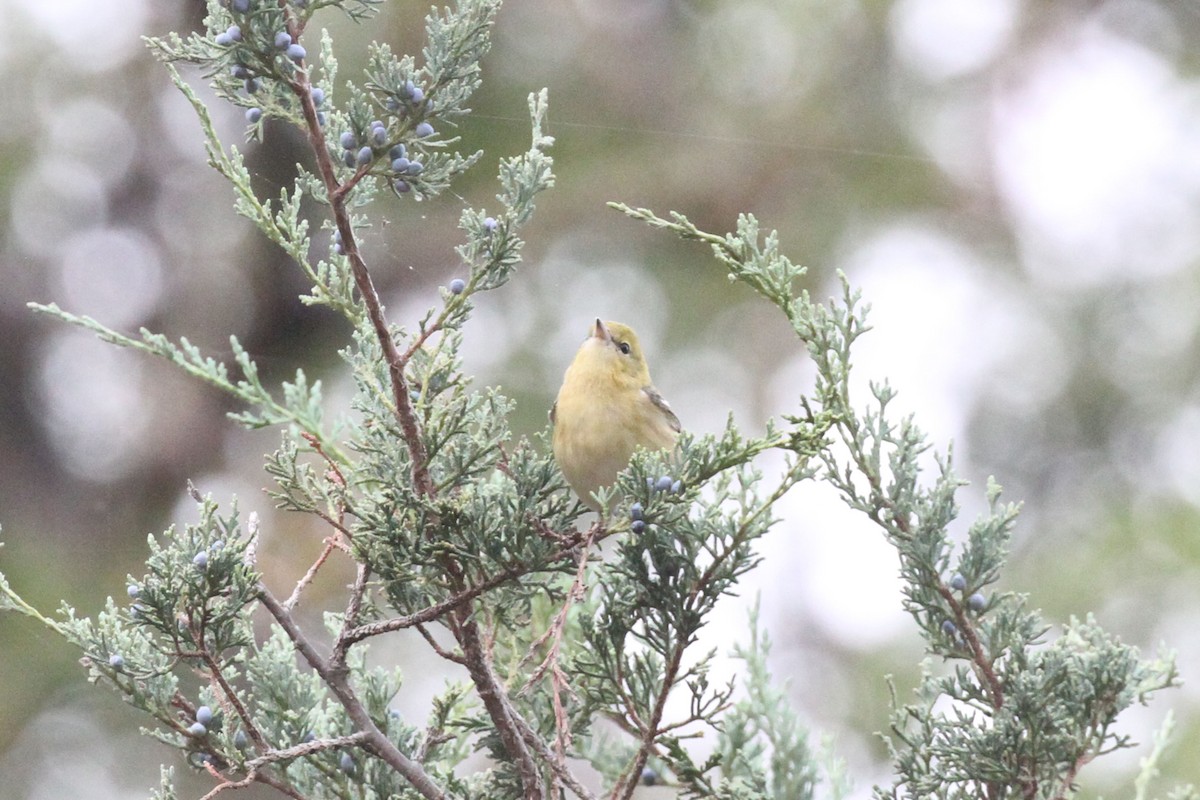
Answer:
[[385, 79, 427, 115], [192, 539, 225, 571], [117, 583, 144, 644], [211, 8, 442, 192], [337, 123, 426, 196], [214, 24, 242, 47], [388, 142, 424, 193], [270, 30, 307, 62], [629, 501, 645, 534], [947, 573, 987, 612], [648, 474, 683, 495], [226, 59, 267, 123], [188, 703, 217, 738], [941, 573, 989, 640], [212, 2, 317, 127], [627, 476, 684, 533]]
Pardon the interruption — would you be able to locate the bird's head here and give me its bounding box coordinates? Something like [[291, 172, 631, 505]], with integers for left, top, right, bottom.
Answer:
[[575, 318, 653, 388]]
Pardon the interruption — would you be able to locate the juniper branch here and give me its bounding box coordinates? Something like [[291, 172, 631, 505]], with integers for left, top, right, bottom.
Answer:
[[257, 585, 449, 800]]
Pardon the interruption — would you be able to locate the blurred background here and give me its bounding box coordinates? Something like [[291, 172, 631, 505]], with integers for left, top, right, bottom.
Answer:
[[1, 0, 1198, 796]]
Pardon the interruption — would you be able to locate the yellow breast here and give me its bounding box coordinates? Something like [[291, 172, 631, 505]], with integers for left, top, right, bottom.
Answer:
[[552, 382, 677, 509]]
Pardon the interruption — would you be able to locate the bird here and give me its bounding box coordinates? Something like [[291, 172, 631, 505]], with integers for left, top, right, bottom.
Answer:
[[550, 319, 681, 510]]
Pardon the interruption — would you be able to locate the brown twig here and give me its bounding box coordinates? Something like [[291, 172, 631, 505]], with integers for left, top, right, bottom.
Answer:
[[512, 709, 598, 800], [455, 609, 546, 799], [333, 561, 373, 663], [194, 735, 372, 800], [198, 768, 257, 800], [1052, 752, 1093, 800], [258, 585, 449, 800], [937, 582, 1004, 710], [832, 406, 1007, 711], [182, 603, 269, 755], [284, 539, 339, 611], [300, 431, 355, 543], [302, 432, 348, 487], [518, 527, 597, 773], [414, 726, 455, 764], [343, 523, 607, 646], [197, 734, 373, 800], [255, 772, 311, 800], [289, 32, 432, 499], [610, 659, 646, 735], [610, 636, 689, 800], [416, 623, 466, 664], [341, 226, 434, 497], [200, 648, 270, 753], [246, 731, 371, 770], [285, 31, 552, 800]]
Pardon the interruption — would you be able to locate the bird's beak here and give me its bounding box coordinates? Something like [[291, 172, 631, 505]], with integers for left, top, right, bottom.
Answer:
[[591, 318, 612, 343]]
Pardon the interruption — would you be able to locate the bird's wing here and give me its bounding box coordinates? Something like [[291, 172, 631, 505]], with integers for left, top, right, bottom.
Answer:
[[549, 400, 557, 425], [643, 386, 681, 433]]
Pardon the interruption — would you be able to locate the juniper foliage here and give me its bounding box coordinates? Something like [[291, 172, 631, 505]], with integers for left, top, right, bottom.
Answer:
[[0, 1, 1192, 799]]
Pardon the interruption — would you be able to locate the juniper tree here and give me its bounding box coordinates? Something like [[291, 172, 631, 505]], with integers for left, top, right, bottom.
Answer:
[[0, 1, 1193, 799]]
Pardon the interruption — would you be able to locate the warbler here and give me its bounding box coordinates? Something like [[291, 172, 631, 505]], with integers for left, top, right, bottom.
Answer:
[[551, 319, 681, 509]]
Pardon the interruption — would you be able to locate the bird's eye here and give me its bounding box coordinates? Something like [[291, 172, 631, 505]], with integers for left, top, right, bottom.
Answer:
[[617, 341, 631, 355]]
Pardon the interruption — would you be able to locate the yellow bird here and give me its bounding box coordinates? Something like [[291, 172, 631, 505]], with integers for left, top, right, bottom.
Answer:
[[551, 319, 681, 509]]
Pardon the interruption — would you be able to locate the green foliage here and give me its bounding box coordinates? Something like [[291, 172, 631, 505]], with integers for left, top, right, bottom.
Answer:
[[671, 603, 833, 800], [611, 204, 1186, 800], [0, 2, 1190, 800]]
